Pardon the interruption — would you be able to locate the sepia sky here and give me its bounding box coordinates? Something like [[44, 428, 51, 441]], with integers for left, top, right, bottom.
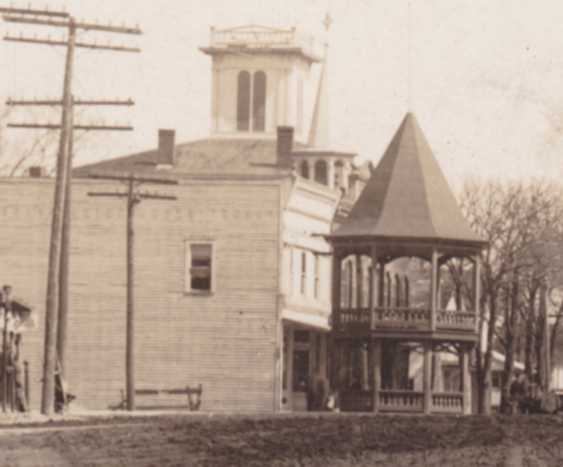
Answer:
[[1, 0, 563, 188]]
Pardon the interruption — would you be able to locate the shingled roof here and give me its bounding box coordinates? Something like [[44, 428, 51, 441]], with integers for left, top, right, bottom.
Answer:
[[74, 138, 305, 180], [332, 113, 485, 246]]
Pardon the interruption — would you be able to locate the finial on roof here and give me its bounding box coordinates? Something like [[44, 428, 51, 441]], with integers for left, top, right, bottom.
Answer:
[[323, 12, 333, 32]]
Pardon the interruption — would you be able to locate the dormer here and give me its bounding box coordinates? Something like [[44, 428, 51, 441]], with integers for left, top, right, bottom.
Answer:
[[200, 25, 321, 139]]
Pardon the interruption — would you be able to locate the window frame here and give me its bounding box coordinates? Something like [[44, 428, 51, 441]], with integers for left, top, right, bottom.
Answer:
[[184, 240, 215, 295]]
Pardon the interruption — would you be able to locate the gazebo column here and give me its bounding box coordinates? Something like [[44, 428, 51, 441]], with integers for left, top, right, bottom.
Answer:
[[423, 341, 433, 414], [378, 260, 386, 307], [356, 254, 363, 308], [473, 255, 481, 334], [461, 344, 472, 415], [370, 245, 380, 413], [330, 250, 343, 395], [430, 249, 439, 330]]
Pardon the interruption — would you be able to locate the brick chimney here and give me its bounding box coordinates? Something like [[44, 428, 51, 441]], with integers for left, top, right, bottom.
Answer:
[[158, 129, 176, 166], [28, 166, 45, 178], [276, 126, 294, 167]]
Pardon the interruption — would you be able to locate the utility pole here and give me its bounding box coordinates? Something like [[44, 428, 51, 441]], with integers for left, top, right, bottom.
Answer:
[[1, 4, 141, 415], [88, 173, 177, 411]]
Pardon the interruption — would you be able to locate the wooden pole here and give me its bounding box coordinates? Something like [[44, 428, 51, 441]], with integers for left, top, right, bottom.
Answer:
[[57, 98, 74, 382], [41, 19, 76, 416], [2, 301, 7, 413], [126, 178, 137, 411]]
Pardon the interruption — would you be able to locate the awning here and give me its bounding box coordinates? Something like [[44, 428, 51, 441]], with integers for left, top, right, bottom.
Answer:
[[281, 308, 330, 331]]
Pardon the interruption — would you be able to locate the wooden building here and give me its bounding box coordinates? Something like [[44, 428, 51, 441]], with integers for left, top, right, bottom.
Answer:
[[0, 25, 367, 412]]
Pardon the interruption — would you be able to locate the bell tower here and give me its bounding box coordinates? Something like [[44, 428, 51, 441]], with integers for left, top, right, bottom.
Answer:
[[200, 25, 321, 139]]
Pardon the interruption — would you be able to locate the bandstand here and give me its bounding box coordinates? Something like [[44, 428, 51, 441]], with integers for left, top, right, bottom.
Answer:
[[327, 114, 487, 415]]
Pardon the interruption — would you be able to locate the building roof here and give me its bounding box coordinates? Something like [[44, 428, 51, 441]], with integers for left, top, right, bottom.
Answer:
[[331, 113, 485, 246], [74, 138, 304, 180]]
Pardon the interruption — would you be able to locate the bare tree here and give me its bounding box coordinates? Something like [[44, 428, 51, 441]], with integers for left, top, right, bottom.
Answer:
[[452, 179, 563, 414]]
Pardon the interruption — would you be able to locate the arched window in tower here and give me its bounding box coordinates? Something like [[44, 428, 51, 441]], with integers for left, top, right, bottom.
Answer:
[[314, 160, 328, 185], [300, 161, 309, 179], [237, 71, 251, 131], [253, 71, 267, 132]]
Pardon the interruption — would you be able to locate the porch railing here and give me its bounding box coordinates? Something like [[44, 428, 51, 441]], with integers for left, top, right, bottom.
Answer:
[[431, 392, 463, 413], [379, 389, 424, 412], [335, 307, 476, 334]]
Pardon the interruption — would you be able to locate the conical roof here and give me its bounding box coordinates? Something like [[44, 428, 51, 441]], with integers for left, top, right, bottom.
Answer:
[[332, 113, 485, 246]]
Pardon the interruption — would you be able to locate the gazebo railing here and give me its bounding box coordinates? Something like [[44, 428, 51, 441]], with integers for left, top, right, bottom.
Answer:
[[436, 310, 476, 330], [335, 307, 476, 334]]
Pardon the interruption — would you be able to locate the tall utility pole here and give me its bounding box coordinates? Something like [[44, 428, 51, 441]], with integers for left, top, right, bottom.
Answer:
[[88, 173, 177, 411], [1, 4, 141, 415]]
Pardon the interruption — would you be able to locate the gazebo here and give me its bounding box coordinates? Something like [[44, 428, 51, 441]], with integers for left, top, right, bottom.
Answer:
[[327, 113, 487, 415]]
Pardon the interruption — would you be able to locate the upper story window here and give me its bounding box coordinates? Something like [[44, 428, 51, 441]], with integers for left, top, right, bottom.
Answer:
[[237, 70, 267, 132], [185, 242, 213, 293], [300, 251, 307, 295], [314, 160, 328, 185]]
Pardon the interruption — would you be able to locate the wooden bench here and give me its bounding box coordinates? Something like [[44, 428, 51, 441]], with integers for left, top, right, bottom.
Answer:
[[118, 384, 203, 411]]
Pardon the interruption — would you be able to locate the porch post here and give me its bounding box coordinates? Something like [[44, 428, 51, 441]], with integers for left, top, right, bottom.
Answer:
[[473, 256, 481, 334], [461, 344, 472, 415], [286, 325, 294, 410], [423, 341, 432, 414], [430, 249, 439, 331], [372, 339, 381, 413]]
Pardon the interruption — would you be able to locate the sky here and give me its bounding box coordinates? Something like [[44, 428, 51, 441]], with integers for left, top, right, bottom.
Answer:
[[1, 0, 563, 189]]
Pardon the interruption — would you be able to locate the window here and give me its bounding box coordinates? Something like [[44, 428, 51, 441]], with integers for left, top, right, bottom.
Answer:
[[300, 252, 307, 295], [253, 71, 266, 132], [237, 71, 251, 131], [186, 243, 213, 293], [314, 160, 328, 185]]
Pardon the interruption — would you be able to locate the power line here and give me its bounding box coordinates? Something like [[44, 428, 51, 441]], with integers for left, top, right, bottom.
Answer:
[[1, 3, 143, 416]]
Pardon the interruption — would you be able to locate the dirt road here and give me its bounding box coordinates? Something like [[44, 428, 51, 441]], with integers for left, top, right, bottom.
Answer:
[[0, 413, 562, 466]]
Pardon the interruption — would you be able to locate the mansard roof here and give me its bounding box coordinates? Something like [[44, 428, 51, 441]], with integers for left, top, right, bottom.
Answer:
[[331, 113, 485, 247]]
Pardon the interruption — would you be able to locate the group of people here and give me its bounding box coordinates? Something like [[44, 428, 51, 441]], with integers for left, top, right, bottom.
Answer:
[[508, 373, 558, 414]]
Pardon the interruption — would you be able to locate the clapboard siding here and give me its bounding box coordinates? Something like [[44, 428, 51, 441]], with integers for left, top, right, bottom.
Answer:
[[0, 177, 281, 412]]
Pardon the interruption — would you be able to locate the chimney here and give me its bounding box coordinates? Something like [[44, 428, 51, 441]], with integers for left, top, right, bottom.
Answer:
[[28, 166, 45, 178], [158, 129, 176, 166], [276, 126, 294, 167]]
